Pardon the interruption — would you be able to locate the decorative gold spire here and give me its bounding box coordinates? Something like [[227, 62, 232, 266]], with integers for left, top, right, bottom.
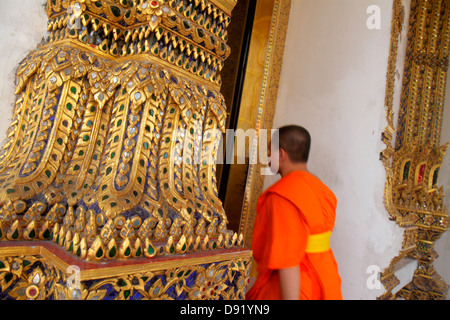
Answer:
[[44, 0, 233, 88]]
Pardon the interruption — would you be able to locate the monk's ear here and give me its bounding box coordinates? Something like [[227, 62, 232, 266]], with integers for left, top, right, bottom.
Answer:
[[279, 148, 287, 161]]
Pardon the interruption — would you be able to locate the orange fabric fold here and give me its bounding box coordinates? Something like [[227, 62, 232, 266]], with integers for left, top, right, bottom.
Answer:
[[246, 171, 342, 300]]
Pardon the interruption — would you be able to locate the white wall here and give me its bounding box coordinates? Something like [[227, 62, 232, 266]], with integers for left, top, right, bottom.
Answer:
[[0, 0, 47, 143], [264, 0, 406, 299]]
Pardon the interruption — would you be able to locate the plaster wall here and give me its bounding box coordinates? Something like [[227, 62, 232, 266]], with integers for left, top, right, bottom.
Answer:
[[0, 0, 47, 145]]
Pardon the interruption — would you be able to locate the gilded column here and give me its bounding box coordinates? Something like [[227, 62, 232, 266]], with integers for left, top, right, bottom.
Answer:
[[0, 0, 252, 300]]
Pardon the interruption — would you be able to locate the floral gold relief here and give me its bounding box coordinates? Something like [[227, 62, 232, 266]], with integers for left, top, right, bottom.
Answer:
[[0, 247, 251, 300]]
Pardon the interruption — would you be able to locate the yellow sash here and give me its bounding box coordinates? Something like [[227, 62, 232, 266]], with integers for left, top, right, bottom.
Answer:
[[306, 231, 332, 253], [248, 231, 332, 280]]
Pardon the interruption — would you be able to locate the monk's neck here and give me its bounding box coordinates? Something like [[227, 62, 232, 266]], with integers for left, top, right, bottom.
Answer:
[[279, 162, 309, 177]]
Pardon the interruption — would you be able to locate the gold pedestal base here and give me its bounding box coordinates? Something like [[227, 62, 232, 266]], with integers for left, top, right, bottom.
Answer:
[[0, 242, 251, 300]]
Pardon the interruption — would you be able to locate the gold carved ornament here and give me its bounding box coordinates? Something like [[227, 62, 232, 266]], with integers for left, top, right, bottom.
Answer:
[[380, 0, 450, 300], [0, 253, 251, 300]]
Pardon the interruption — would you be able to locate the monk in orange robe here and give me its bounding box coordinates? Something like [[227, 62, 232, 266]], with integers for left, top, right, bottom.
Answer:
[[246, 125, 342, 300]]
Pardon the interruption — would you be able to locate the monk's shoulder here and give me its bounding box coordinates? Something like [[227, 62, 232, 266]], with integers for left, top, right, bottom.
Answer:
[[262, 191, 291, 206], [302, 172, 337, 201]]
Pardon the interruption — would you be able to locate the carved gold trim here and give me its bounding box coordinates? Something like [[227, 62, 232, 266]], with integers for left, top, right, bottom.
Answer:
[[0, 245, 251, 300], [44, 39, 222, 91], [0, 243, 251, 281], [211, 0, 237, 16]]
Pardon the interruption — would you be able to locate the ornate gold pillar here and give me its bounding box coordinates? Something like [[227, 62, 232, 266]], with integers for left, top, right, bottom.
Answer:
[[0, 0, 252, 300], [381, 0, 450, 300]]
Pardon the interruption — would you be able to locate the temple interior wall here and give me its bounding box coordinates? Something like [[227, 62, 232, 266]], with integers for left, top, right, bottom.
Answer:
[[0, 0, 448, 300]]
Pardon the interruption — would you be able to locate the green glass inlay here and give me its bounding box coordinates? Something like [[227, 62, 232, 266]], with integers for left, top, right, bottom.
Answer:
[[109, 246, 117, 258], [43, 229, 51, 239], [403, 161, 411, 182], [110, 5, 121, 17], [433, 167, 440, 186], [4, 273, 13, 283], [96, 248, 103, 258]]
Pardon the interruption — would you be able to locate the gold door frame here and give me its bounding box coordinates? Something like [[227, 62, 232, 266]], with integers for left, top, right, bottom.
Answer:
[[226, 0, 292, 247]]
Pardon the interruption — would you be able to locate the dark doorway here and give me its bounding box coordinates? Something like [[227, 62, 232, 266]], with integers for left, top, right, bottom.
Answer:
[[216, 0, 257, 232]]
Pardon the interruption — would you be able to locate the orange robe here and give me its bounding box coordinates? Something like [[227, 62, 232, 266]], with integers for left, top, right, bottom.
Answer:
[[246, 171, 342, 300]]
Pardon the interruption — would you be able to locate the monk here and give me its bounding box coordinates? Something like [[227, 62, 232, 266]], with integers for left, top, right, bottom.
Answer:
[[246, 125, 342, 300]]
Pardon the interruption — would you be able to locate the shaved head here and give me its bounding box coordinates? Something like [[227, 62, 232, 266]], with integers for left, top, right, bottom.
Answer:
[[276, 125, 311, 163]]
